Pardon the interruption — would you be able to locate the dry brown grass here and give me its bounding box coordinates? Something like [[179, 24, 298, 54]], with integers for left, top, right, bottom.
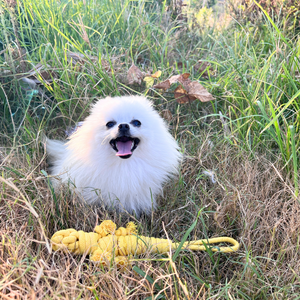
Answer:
[[1, 122, 300, 299]]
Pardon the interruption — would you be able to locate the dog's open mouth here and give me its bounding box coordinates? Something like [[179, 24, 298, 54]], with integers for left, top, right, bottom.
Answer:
[[110, 136, 140, 159]]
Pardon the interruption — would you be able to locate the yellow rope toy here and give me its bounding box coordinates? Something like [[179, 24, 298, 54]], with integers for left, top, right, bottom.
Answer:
[[51, 220, 239, 267]]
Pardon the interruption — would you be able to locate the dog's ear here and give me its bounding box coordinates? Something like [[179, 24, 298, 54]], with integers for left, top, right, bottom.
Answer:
[[66, 122, 84, 138]]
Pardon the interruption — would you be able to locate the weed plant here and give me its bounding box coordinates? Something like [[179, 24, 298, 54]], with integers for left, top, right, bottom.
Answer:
[[0, 0, 300, 298]]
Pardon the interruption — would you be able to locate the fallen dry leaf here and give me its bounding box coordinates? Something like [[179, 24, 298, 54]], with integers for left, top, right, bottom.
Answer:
[[194, 61, 214, 78], [178, 73, 193, 91], [154, 72, 215, 103], [143, 70, 162, 88], [169, 74, 182, 85], [151, 70, 162, 78], [161, 109, 173, 121], [153, 74, 182, 91], [127, 64, 144, 85], [144, 76, 155, 88], [174, 85, 196, 104], [153, 80, 171, 91], [188, 81, 215, 102], [154, 73, 191, 90], [175, 61, 185, 69], [181, 73, 190, 80]]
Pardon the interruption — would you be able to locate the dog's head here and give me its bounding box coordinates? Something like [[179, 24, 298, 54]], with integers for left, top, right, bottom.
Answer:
[[79, 95, 165, 160]]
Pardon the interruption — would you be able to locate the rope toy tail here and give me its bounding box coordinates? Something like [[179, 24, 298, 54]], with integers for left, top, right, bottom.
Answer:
[[51, 220, 239, 268]]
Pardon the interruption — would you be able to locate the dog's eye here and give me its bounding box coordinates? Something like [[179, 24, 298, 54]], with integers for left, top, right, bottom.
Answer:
[[131, 120, 141, 127], [106, 121, 116, 128]]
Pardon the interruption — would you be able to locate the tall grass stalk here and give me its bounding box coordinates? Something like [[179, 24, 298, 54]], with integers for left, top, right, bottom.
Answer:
[[290, 125, 299, 197]]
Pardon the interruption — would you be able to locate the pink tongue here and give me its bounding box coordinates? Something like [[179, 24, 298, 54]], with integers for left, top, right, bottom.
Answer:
[[116, 141, 133, 156]]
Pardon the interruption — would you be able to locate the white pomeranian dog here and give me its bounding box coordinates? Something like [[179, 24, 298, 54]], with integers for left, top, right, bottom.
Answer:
[[46, 95, 182, 216]]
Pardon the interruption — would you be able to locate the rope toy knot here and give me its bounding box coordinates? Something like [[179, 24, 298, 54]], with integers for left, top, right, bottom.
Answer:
[[94, 220, 116, 237]]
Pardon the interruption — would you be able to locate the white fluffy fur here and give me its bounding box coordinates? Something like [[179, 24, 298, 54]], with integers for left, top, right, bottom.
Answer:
[[46, 95, 182, 216]]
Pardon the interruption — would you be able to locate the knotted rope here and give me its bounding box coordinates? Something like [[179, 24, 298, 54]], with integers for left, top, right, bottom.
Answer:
[[51, 220, 239, 267]]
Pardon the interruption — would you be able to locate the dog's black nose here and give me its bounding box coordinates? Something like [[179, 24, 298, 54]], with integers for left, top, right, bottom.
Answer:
[[118, 123, 130, 133]]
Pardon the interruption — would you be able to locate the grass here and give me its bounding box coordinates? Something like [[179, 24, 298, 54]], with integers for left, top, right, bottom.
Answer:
[[1, 0, 300, 298]]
